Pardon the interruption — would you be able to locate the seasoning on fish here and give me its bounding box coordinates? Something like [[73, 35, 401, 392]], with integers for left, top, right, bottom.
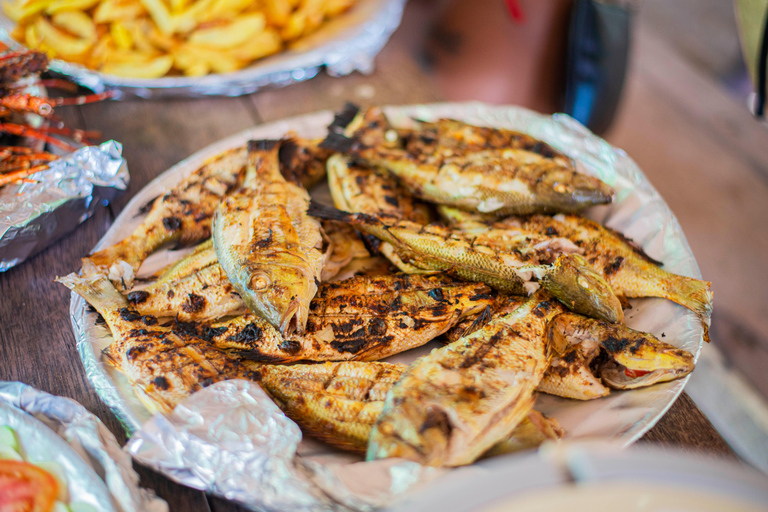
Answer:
[[307, 201, 623, 323], [538, 313, 695, 399], [257, 361, 563, 454], [321, 105, 614, 215], [56, 266, 261, 414], [86, 147, 248, 290], [211, 275, 495, 363], [367, 293, 562, 466], [512, 214, 714, 341], [213, 139, 326, 336]]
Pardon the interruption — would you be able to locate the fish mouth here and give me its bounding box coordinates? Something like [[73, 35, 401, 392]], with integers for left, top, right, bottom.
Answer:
[[279, 300, 304, 336]]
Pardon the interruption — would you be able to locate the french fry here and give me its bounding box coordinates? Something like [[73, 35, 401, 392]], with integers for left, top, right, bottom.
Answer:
[[46, 0, 101, 15], [52, 11, 98, 42], [230, 27, 282, 61], [34, 17, 92, 57], [4, 0, 360, 77], [101, 54, 172, 77], [110, 21, 133, 50], [138, 0, 174, 35], [93, 0, 145, 24], [187, 13, 265, 48]]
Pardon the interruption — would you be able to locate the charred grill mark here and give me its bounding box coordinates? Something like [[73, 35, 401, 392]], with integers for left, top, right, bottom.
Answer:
[[142, 315, 158, 326], [602, 336, 631, 354], [253, 228, 274, 249], [162, 217, 182, 231], [532, 301, 555, 318], [459, 330, 506, 369], [127, 290, 150, 305], [181, 293, 206, 313], [384, 196, 400, 207], [119, 308, 143, 322], [531, 142, 557, 159], [279, 338, 302, 354], [127, 345, 147, 360], [470, 292, 493, 301], [604, 256, 625, 276], [227, 323, 264, 345], [367, 317, 388, 337], [152, 376, 170, 390], [167, 290, 175, 299], [172, 321, 200, 338], [200, 326, 227, 342], [428, 288, 444, 302]]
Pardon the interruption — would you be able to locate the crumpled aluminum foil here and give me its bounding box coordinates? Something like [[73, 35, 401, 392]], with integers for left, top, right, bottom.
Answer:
[[68, 103, 707, 510], [0, 141, 128, 272], [0, 0, 405, 98], [0, 381, 167, 512]]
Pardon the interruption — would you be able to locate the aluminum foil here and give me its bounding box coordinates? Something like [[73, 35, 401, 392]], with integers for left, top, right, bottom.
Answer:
[[68, 103, 707, 510], [0, 0, 405, 98], [0, 381, 167, 511], [0, 141, 128, 272]]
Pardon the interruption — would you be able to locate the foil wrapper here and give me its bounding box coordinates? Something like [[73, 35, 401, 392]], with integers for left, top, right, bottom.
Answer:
[[0, 0, 405, 98], [0, 381, 167, 511], [68, 103, 707, 510], [0, 141, 128, 272]]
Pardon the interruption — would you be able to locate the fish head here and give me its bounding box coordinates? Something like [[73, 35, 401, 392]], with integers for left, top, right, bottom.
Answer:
[[599, 336, 695, 389], [534, 167, 614, 212], [237, 263, 316, 337], [542, 254, 624, 323]]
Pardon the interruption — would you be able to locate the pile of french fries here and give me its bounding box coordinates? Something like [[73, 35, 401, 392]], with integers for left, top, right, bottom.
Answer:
[[3, 0, 357, 78]]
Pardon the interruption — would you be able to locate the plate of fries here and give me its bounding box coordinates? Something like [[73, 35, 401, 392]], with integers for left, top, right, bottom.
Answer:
[[0, 0, 405, 97]]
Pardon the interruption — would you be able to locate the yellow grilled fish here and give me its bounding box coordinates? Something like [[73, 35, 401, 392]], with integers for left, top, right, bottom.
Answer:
[[211, 274, 494, 363], [56, 266, 261, 414], [321, 105, 614, 216], [539, 312, 695, 399], [213, 139, 326, 336], [511, 214, 713, 341], [257, 361, 563, 455], [307, 201, 623, 323], [367, 293, 563, 466], [86, 147, 248, 290]]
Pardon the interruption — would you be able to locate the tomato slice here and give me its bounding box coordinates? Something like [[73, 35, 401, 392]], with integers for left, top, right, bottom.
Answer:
[[624, 368, 652, 379], [0, 459, 58, 512]]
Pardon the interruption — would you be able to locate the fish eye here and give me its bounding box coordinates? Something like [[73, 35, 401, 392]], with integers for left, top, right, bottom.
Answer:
[[250, 272, 271, 291]]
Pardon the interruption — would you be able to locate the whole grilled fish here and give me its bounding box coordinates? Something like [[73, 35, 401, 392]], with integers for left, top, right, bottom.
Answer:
[[539, 313, 695, 399], [56, 267, 261, 414], [321, 106, 614, 216], [213, 139, 327, 336], [86, 147, 249, 290], [510, 214, 713, 341], [368, 293, 563, 466], [257, 361, 563, 455], [210, 274, 495, 363], [308, 201, 623, 323]]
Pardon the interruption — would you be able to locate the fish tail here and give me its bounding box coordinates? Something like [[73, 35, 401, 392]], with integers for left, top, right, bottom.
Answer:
[[306, 199, 358, 223], [328, 102, 360, 133], [55, 268, 129, 315], [662, 274, 713, 342], [318, 130, 358, 153]]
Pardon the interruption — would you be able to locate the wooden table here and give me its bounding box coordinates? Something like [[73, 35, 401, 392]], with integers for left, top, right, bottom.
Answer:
[[0, 14, 738, 512]]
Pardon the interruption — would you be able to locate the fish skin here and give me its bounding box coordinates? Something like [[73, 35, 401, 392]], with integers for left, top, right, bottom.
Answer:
[[211, 274, 495, 363], [56, 268, 260, 414], [86, 147, 249, 290], [321, 107, 614, 216], [367, 294, 563, 467], [511, 214, 713, 341], [129, 263, 246, 322], [257, 361, 563, 455], [307, 201, 623, 323], [213, 139, 326, 336], [148, 239, 216, 286], [539, 313, 695, 399]]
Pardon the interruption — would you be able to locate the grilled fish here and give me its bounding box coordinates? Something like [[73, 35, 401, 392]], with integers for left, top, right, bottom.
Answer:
[[307, 201, 623, 323], [367, 293, 563, 466], [321, 106, 614, 216], [257, 361, 563, 455], [539, 313, 695, 399], [320, 220, 370, 281], [211, 274, 495, 363], [86, 147, 248, 290], [511, 214, 713, 341], [213, 139, 326, 336], [444, 294, 526, 343], [56, 267, 261, 414]]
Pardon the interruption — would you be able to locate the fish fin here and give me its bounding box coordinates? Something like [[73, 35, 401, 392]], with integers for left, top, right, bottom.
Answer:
[[56, 270, 129, 314], [306, 199, 355, 222], [459, 305, 494, 339], [328, 102, 360, 133], [665, 276, 713, 343], [319, 131, 358, 153]]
